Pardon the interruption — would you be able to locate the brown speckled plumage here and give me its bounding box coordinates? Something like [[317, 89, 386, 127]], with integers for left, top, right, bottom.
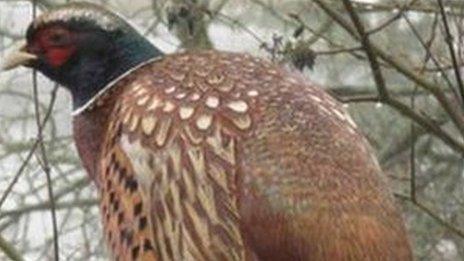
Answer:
[[73, 50, 412, 260], [7, 3, 412, 260]]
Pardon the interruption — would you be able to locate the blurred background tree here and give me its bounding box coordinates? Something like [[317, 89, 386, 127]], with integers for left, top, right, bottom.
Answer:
[[0, 0, 463, 260]]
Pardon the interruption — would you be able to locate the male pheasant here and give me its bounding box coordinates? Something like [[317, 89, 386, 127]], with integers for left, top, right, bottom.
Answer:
[[3, 2, 412, 260]]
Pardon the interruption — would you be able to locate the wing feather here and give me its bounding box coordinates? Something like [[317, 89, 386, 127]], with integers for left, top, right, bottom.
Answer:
[[114, 55, 256, 260]]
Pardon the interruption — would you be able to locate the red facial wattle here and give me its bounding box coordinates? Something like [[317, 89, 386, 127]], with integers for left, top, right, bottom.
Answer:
[[31, 26, 76, 68], [45, 46, 76, 67]]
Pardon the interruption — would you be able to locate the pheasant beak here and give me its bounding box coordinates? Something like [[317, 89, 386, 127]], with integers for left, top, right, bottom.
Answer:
[[2, 41, 38, 71]]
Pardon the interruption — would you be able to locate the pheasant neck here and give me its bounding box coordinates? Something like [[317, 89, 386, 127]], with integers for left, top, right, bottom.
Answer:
[[36, 29, 163, 113], [72, 84, 124, 184]]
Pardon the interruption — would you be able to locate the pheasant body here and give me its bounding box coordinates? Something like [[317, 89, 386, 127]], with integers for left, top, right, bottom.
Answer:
[[4, 3, 413, 260], [73, 50, 411, 260]]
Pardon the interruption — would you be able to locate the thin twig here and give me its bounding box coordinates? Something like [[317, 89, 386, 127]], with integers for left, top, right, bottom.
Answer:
[[0, 87, 57, 210], [340, 0, 464, 240], [214, 11, 266, 46], [396, 193, 464, 238], [314, 46, 362, 56], [365, 0, 420, 35], [31, 1, 59, 259], [402, 13, 456, 96], [0, 139, 40, 209], [0, 199, 98, 219], [437, 0, 464, 106], [410, 86, 418, 203], [312, 0, 464, 153], [342, 0, 388, 99], [32, 79, 60, 261], [351, 0, 464, 17]]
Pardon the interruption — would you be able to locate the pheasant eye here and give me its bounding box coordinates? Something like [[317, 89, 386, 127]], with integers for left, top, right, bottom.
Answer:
[[34, 27, 76, 67], [49, 33, 65, 43], [38, 27, 72, 47], [47, 31, 70, 46]]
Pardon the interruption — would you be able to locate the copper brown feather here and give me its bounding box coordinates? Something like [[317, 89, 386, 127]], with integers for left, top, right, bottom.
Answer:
[[74, 51, 412, 260], [3, 3, 413, 260]]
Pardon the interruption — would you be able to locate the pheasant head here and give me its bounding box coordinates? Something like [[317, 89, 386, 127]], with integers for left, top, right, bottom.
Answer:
[[3, 2, 162, 109]]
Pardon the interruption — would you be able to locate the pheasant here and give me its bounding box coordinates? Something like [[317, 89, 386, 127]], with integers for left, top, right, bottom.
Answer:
[[3, 2, 412, 260]]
